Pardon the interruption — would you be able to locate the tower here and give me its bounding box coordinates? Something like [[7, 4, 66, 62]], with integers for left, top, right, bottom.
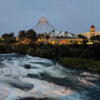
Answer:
[[90, 25, 95, 32], [34, 17, 55, 34], [90, 25, 96, 38]]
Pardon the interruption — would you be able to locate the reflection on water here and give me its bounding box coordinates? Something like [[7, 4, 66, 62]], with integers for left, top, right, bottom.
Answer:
[[0, 53, 100, 100]]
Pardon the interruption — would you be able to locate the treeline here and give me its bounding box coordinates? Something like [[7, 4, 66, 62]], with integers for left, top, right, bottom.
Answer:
[[0, 29, 37, 44], [0, 32, 16, 43], [14, 43, 100, 60], [0, 43, 99, 60], [18, 29, 37, 41]]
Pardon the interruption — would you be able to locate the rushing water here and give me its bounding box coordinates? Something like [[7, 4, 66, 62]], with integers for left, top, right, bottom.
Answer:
[[0, 53, 100, 100]]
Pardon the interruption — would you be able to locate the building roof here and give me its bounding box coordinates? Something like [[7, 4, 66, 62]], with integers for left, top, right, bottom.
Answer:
[[91, 25, 95, 28]]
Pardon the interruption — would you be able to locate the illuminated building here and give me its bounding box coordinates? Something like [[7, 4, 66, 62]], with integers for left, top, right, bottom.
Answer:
[[79, 25, 100, 39], [36, 37, 83, 45]]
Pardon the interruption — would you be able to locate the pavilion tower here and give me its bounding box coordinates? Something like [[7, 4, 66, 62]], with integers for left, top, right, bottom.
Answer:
[[34, 17, 55, 34], [90, 25, 96, 38]]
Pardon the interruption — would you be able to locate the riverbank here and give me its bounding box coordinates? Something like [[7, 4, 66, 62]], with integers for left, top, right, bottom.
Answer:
[[17, 97, 53, 100], [0, 43, 100, 72], [58, 57, 100, 72]]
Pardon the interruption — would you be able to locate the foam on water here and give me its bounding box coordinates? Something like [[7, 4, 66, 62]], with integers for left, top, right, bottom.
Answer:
[[0, 53, 100, 100]]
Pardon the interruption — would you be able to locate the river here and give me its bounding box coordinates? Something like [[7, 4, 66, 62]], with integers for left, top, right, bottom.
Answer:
[[0, 53, 100, 100]]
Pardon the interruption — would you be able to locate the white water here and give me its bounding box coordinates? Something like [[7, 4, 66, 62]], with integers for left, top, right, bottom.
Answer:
[[0, 53, 100, 100]]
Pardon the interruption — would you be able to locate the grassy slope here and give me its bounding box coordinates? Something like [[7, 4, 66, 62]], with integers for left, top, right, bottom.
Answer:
[[58, 57, 100, 72]]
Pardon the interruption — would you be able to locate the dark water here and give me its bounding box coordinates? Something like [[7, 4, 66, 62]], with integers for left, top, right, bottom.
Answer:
[[0, 53, 100, 100]]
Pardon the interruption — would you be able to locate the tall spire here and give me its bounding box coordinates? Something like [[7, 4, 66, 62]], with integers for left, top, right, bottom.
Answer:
[[38, 17, 49, 24], [34, 17, 55, 34]]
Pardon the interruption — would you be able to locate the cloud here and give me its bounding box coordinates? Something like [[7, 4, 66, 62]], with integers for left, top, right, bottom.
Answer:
[[0, 0, 100, 35]]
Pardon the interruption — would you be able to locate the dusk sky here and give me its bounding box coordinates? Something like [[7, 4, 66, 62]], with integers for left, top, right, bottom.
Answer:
[[0, 0, 100, 35]]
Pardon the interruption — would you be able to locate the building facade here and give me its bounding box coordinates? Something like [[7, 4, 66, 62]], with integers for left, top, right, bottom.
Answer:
[[37, 38, 83, 45], [79, 25, 100, 39]]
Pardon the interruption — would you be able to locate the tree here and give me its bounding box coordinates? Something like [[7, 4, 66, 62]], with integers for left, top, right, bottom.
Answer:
[[18, 30, 26, 39], [18, 29, 37, 41], [78, 35, 88, 45], [26, 29, 37, 41], [91, 35, 100, 41], [37, 34, 44, 38], [78, 34, 87, 39], [1, 32, 15, 43]]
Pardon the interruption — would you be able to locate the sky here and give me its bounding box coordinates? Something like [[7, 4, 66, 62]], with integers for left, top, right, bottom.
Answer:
[[0, 0, 100, 35]]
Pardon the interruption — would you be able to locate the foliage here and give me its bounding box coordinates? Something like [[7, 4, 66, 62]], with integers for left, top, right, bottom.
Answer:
[[18, 30, 26, 39], [26, 29, 37, 41], [91, 35, 100, 41], [59, 57, 100, 72], [1, 32, 15, 43], [78, 34, 87, 39], [0, 44, 13, 53], [12, 43, 100, 61], [18, 29, 37, 41], [14, 44, 31, 54]]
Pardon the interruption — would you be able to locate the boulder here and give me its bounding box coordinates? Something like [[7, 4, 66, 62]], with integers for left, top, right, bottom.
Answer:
[[24, 64, 32, 69]]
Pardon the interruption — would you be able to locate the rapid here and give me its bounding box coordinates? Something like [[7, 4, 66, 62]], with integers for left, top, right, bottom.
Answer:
[[0, 53, 100, 100]]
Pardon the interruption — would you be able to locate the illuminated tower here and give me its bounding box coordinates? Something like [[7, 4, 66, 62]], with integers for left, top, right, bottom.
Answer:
[[90, 25, 96, 38], [90, 25, 95, 32]]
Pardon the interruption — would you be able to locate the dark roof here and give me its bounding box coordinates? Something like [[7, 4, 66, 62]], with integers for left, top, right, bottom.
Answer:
[[91, 25, 95, 28]]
